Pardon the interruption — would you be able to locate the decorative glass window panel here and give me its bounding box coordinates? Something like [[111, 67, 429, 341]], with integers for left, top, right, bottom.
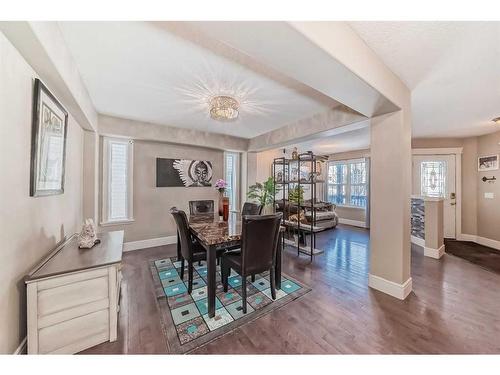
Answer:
[[421, 161, 446, 198]]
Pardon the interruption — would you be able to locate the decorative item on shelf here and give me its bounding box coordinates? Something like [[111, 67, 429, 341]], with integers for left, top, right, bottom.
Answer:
[[288, 185, 304, 205], [78, 219, 100, 249], [222, 197, 230, 221], [291, 147, 298, 160], [247, 177, 280, 214], [215, 179, 227, 216], [482, 176, 497, 183]]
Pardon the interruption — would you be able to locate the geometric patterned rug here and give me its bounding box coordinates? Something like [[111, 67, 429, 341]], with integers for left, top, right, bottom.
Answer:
[[150, 256, 311, 354]]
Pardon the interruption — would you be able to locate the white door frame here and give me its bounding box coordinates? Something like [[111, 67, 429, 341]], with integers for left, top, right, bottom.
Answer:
[[412, 148, 463, 240]]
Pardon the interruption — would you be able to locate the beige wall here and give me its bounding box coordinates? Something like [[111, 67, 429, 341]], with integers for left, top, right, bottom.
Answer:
[[413, 131, 500, 242], [476, 131, 500, 241], [0, 32, 84, 353], [99, 139, 224, 243]]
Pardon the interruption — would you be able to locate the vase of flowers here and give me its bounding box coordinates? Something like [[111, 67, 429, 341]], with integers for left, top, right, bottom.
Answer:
[[215, 179, 227, 216]]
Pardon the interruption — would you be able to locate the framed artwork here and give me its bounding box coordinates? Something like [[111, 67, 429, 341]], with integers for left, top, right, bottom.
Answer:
[[30, 79, 68, 196], [478, 154, 499, 172], [156, 158, 213, 187]]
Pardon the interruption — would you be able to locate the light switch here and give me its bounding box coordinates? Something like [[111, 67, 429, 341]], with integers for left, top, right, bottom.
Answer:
[[484, 192, 494, 199]]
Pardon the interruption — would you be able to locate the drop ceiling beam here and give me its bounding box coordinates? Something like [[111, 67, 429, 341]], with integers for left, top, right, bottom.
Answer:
[[0, 21, 98, 132]]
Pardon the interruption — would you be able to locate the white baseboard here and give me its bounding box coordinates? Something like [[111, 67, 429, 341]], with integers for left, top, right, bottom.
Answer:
[[457, 233, 477, 242], [13, 337, 27, 355], [368, 274, 412, 300], [456, 234, 500, 251], [424, 244, 445, 259], [411, 235, 425, 247], [123, 235, 177, 252], [338, 218, 367, 228]]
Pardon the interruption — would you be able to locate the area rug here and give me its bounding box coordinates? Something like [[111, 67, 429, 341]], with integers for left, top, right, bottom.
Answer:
[[150, 256, 311, 354], [445, 239, 500, 275]]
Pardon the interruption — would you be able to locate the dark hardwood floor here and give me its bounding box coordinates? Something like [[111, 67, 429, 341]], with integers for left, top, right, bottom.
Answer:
[[445, 238, 500, 275], [81, 224, 500, 354]]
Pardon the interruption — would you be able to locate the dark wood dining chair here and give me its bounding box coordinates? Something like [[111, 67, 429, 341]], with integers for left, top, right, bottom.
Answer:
[[241, 202, 263, 216], [189, 200, 214, 215], [221, 213, 283, 313], [170, 207, 216, 294]]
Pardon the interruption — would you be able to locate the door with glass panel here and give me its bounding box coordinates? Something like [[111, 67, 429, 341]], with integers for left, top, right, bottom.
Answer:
[[412, 155, 456, 238]]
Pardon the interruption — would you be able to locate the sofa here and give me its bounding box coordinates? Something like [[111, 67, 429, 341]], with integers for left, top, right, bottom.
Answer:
[[275, 199, 338, 230]]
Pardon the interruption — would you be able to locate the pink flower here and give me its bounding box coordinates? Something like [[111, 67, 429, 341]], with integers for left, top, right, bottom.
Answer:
[[215, 179, 227, 191]]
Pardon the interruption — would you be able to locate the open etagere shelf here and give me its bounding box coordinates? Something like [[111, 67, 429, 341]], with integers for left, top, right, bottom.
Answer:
[[272, 151, 328, 262]]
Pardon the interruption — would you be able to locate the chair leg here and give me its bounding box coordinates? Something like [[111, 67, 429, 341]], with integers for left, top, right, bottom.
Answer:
[[242, 276, 247, 314], [270, 267, 276, 300], [198, 260, 202, 266], [251, 275, 255, 282], [180, 257, 185, 280], [222, 261, 229, 292], [188, 262, 194, 294]]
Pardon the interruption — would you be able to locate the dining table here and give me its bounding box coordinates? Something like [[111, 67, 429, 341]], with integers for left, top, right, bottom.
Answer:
[[177, 212, 284, 318]]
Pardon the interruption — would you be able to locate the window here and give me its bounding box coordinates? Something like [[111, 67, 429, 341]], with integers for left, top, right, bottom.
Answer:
[[224, 152, 240, 211], [421, 161, 446, 198], [102, 137, 134, 224], [327, 159, 367, 208]]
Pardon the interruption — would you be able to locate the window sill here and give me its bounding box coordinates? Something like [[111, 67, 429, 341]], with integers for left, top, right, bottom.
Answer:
[[335, 205, 366, 210], [100, 219, 135, 227]]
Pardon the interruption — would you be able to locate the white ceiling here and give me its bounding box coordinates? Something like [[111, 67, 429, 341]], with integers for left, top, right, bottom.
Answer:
[[58, 21, 337, 139], [349, 21, 500, 138], [291, 125, 370, 155]]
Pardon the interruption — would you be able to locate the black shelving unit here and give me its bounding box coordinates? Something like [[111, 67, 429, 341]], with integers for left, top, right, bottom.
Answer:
[[272, 151, 328, 262]]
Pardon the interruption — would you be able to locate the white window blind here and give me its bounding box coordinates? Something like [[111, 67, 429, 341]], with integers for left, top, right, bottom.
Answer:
[[102, 137, 134, 224], [326, 159, 367, 208], [224, 152, 240, 211]]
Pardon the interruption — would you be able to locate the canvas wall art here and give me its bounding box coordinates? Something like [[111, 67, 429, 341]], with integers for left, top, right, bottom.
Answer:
[[30, 79, 68, 196], [156, 158, 213, 187], [478, 154, 499, 171]]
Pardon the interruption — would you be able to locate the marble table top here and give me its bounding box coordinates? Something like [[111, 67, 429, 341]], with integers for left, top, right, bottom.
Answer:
[[189, 213, 242, 246]]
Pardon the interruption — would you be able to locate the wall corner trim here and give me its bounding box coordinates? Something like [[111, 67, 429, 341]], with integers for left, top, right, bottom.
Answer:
[[368, 274, 412, 300], [457, 234, 500, 252], [13, 337, 27, 355], [411, 235, 425, 247], [123, 235, 177, 252], [424, 244, 445, 259]]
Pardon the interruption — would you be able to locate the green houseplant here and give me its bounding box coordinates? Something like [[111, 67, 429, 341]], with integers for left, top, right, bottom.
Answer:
[[247, 177, 280, 213], [288, 185, 304, 204]]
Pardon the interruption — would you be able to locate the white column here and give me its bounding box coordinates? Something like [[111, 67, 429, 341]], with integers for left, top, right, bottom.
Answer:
[[369, 110, 413, 299]]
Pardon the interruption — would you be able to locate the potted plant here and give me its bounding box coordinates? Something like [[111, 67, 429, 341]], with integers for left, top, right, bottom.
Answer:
[[288, 185, 304, 204], [247, 177, 280, 214]]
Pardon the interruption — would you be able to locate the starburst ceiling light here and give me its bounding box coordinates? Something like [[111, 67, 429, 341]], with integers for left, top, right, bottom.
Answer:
[[209, 96, 239, 122]]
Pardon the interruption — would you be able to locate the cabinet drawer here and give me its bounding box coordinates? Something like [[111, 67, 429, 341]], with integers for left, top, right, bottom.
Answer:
[[38, 309, 109, 354], [38, 276, 108, 316]]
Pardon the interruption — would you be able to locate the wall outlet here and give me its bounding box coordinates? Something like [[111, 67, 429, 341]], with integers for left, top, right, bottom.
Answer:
[[484, 192, 494, 199]]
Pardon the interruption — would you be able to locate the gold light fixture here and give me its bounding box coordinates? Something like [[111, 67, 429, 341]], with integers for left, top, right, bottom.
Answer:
[[209, 96, 239, 122], [492, 117, 500, 124]]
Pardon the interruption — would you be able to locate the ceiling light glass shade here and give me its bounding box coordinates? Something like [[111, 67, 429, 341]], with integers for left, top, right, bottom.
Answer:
[[209, 96, 239, 122], [492, 117, 500, 124]]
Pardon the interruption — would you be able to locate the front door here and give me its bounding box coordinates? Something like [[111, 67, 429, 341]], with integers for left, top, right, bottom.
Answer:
[[412, 154, 456, 238]]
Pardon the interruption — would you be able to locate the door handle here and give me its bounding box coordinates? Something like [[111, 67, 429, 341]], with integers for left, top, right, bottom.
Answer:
[[450, 202, 456, 206]]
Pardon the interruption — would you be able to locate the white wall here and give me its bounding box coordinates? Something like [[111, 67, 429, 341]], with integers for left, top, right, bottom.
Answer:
[[0, 32, 84, 353]]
